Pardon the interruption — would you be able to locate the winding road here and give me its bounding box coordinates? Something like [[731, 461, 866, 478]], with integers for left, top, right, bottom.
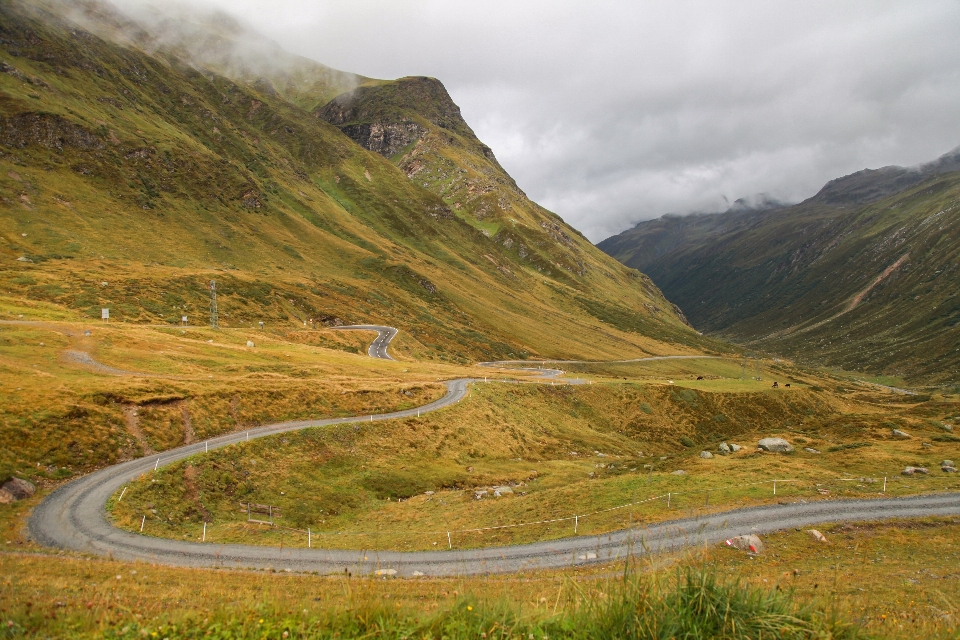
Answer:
[[333, 325, 397, 360], [29, 325, 960, 576]]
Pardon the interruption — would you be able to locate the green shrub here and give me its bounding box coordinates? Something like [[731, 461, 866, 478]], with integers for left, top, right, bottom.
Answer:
[[679, 436, 696, 448]]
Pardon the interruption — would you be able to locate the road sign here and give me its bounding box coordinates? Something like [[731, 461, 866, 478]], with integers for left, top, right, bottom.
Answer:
[[101, 308, 109, 320]]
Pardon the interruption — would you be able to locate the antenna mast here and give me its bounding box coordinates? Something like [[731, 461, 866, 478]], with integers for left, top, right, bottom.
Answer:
[[209, 280, 219, 329]]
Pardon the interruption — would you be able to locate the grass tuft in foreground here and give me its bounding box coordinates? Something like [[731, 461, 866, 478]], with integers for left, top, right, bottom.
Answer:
[[76, 567, 856, 640]]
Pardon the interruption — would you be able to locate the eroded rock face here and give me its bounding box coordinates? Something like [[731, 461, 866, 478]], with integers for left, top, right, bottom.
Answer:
[[316, 76, 467, 158], [338, 122, 426, 158], [0, 113, 103, 151], [757, 437, 794, 453]]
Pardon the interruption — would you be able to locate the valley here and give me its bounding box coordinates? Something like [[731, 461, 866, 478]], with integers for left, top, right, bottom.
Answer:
[[1, 1, 959, 638], [599, 150, 960, 384]]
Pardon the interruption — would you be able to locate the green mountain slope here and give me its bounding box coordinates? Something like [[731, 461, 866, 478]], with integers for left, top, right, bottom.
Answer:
[[599, 154, 960, 382], [0, 0, 708, 362]]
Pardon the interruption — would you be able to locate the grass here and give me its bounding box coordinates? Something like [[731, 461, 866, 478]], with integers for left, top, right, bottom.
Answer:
[[0, 551, 862, 640]]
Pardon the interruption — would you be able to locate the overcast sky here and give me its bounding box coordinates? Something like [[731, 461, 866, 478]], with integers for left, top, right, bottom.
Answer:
[[124, 1, 960, 241]]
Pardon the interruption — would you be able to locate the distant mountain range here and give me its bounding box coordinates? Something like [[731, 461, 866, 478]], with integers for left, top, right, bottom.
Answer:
[[599, 147, 960, 383]]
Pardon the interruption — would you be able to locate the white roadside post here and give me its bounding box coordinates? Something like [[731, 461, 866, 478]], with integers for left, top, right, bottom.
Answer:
[[140, 515, 145, 532]]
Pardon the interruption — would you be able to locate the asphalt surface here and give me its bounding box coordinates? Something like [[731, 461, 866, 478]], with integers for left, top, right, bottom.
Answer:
[[28, 326, 960, 576], [333, 325, 397, 360]]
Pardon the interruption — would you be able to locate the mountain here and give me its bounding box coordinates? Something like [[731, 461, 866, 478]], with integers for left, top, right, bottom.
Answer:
[[0, 0, 708, 362], [598, 148, 960, 383]]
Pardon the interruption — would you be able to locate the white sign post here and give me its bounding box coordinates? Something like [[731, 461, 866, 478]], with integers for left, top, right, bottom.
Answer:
[[101, 308, 109, 321]]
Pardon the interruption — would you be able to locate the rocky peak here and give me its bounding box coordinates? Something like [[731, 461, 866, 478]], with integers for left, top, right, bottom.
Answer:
[[317, 76, 469, 134]]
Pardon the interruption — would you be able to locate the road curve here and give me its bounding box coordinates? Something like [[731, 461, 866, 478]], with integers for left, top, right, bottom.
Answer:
[[28, 330, 960, 576], [332, 325, 397, 360]]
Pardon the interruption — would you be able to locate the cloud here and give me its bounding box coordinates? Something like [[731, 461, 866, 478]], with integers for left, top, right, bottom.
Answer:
[[112, 0, 960, 241]]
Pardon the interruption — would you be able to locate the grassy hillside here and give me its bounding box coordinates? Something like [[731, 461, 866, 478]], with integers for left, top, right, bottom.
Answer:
[[599, 156, 960, 383], [0, 0, 707, 365]]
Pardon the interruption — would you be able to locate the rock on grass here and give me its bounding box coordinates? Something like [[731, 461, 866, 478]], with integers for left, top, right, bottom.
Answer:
[[757, 437, 794, 453]]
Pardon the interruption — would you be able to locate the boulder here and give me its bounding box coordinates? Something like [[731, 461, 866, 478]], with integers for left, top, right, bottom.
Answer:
[[1, 477, 35, 500], [671, 470, 688, 475], [942, 460, 955, 468], [803, 447, 822, 454], [718, 443, 731, 454], [758, 438, 794, 453], [891, 429, 912, 439], [902, 466, 929, 476], [474, 490, 488, 500], [493, 486, 514, 497], [729, 444, 742, 452], [806, 529, 827, 542], [943, 466, 957, 473], [699, 451, 714, 459], [725, 534, 764, 554], [246, 341, 255, 347], [0, 488, 13, 505]]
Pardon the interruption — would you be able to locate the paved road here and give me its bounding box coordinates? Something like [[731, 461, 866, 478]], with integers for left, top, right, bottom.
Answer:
[[332, 325, 397, 360], [28, 328, 960, 576]]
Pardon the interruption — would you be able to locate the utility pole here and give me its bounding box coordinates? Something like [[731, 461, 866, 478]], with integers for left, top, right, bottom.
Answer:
[[755, 356, 761, 381], [741, 354, 746, 381], [209, 280, 219, 329]]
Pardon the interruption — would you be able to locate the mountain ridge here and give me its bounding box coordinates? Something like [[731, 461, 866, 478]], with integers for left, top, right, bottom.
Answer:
[[598, 147, 960, 382], [0, 0, 711, 364]]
